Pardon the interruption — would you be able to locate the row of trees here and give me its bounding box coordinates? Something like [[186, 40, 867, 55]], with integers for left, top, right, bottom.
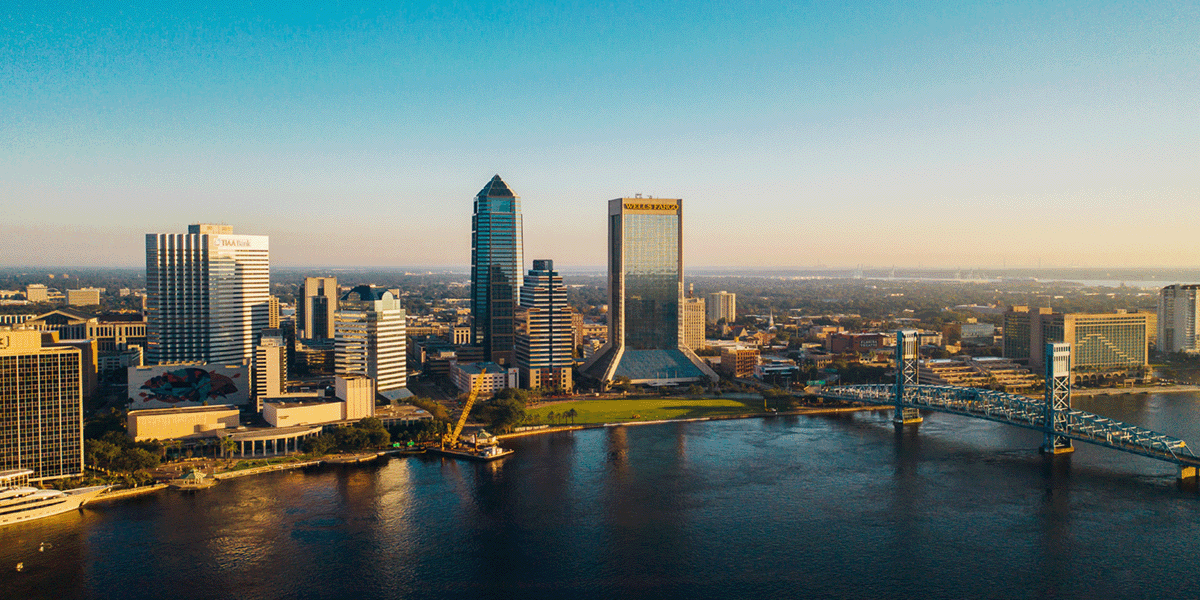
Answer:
[[84, 431, 163, 477], [302, 418, 391, 455], [300, 417, 452, 455]]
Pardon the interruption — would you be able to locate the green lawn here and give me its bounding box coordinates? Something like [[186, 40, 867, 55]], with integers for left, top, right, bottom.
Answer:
[[526, 397, 766, 425]]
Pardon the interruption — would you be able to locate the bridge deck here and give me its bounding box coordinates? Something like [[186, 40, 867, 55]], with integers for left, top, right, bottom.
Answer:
[[821, 384, 1200, 467]]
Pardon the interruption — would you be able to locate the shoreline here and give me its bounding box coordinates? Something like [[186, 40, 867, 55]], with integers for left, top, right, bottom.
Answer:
[[84, 406, 889, 503], [90, 483, 168, 503], [1071, 385, 1200, 397], [498, 404, 891, 441]]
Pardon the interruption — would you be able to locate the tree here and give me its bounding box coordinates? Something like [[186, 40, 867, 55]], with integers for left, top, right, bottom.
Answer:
[[408, 397, 450, 422], [611, 376, 635, 394], [567, 408, 578, 425], [85, 439, 120, 471], [355, 417, 391, 447], [111, 447, 160, 473], [488, 397, 526, 433], [85, 408, 126, 440], [389, 419, 442, 444]]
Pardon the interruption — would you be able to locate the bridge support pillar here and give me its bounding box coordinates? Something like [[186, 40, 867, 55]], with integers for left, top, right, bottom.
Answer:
[[893, 330, 922, 425], [1041, 343, 1074, 455], [1179, 465, 1198, 482], [894, 407, 922, 425]]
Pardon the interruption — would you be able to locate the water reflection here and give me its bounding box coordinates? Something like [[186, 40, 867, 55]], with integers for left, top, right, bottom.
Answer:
[[1036, 455, 1074, 600], [6, 394, 1200, 599]]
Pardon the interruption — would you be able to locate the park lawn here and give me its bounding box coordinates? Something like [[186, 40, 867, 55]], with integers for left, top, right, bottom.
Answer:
[[526, 397, 764, 425]]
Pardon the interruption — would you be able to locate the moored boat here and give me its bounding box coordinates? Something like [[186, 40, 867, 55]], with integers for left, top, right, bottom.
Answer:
[[0, 469, 110, 527]]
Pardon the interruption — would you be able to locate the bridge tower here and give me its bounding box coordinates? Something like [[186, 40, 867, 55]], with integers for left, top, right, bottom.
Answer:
[[894, 330, 922, 425], [1042, 342, 1074, 454]]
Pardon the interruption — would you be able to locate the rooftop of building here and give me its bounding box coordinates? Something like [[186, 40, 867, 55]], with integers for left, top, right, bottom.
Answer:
[[228, 425, 324, 442], [263, 399, 337, 409], [612, 349, 710, 383], [128, 404, 239, 417], [456, 361, 508, 375], [340, 285, 392, 303], [477, 174, 516, 198]]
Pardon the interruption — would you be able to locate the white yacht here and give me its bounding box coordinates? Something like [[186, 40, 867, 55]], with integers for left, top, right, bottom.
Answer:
[[0, 469, 109, 527]]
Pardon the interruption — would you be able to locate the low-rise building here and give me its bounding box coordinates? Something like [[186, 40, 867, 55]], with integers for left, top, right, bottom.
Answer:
[[960, 321, 996, 344], [719, 347, 760, 378], [918, 356, 1040, 393], [755, 358, 801, 382], [262, 376, 375, 427], [374, 403, 434, 427], [450, 361, 518, 395], [827, 332, 886, 354], [98, 345, 143, 377], [66, 288, 102, 306], [127, 405, 241, 442], [25, 284, 49, 302], [0, 314, 34, 327], [452, 325, 471, 345]]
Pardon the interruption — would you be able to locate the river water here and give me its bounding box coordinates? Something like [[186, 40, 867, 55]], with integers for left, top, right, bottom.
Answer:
[[5, 393, 1200, 599]]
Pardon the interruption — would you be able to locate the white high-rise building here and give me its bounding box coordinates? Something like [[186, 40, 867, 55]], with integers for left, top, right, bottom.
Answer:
[[145, 224, 270, 365], [1158, 284, 1200, 353], [706, 291, 736, 324], [335, 286, 408, 399]]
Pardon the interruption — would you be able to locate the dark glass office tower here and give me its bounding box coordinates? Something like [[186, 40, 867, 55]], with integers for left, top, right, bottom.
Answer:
[[580, 199, 717, 385], [471, 175, 524, 365]]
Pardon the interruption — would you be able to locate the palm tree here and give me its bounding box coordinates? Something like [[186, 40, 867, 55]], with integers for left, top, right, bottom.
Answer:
[[568, 408, 578, 425], [220, 436, 238, 459], [547, 410, 556, 425]]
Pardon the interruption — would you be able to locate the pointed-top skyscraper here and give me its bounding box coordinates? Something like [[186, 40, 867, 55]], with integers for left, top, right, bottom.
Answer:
[[471, 175, 524, 365]]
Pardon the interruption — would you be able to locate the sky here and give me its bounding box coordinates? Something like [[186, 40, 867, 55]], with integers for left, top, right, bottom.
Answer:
[[2, 1, 1197, 269]]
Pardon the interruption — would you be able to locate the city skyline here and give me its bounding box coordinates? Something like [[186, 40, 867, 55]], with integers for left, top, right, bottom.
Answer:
[[2, 3, 1197, 269]]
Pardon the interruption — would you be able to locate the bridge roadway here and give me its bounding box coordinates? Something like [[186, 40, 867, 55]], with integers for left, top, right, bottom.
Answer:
[[820, 384, 1200, 470]]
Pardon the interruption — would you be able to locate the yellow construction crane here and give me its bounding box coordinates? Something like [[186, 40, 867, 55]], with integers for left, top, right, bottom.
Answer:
[[442, 368, 486, 449]]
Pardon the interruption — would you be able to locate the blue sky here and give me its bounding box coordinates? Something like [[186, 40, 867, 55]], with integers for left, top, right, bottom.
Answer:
[[2, 1, 1197, 268]]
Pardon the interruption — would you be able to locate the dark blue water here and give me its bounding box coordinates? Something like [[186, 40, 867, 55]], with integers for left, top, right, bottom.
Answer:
[[5, 392, 1200, 599]]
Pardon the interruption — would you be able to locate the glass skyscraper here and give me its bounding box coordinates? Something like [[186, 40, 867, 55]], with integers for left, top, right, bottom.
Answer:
[[581, 199, 717, 385], [471, 175, 524, 365]]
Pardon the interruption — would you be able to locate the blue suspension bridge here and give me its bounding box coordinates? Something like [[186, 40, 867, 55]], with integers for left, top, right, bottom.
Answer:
[[818, 331, 1200, 481]]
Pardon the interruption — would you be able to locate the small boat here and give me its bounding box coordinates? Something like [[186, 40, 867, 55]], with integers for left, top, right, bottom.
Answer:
[[0, 469, 110, 527]]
